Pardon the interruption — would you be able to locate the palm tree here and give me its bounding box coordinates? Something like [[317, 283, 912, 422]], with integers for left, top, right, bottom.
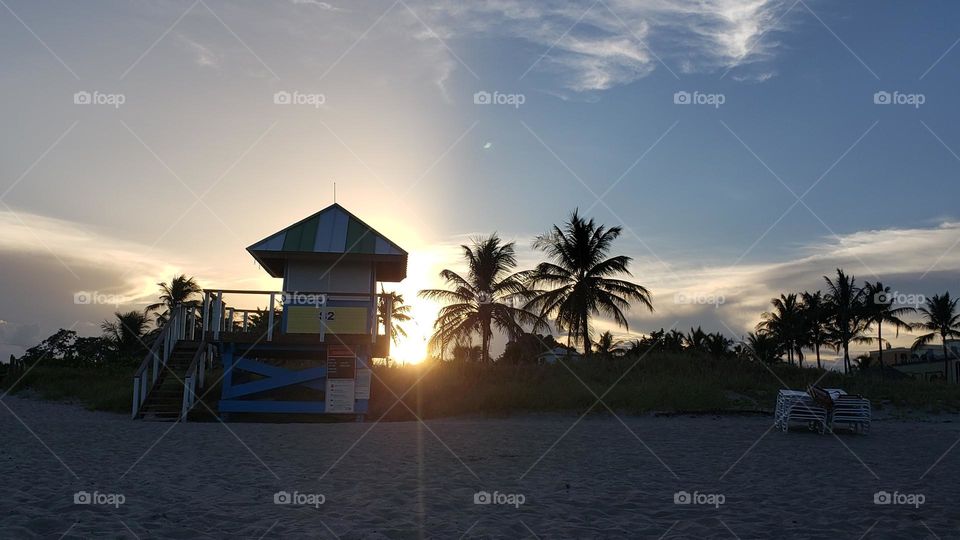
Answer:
[[912, 293, 960, 382], [684, 326, 709, 352], [862, 281, 915, 377], [419, 234, 545, 363], [705, 332, 732, 358], [101, 310, 150, 362], [823, 269, 867, 374], [594, 330, 624, 357], [527, 210, 653, 354], [248, 307, 282, 337], [759, 293, 804, 366], [147, 274, 202, 325], [639, 328, 684, 353], [378, 287, 411, 347], [378, 287, 412, 366], [744, 331, 780, 365], [800, 291, 829, 369]]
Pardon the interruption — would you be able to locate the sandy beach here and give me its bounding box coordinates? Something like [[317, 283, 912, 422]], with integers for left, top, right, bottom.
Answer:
[[1, 397, 958, 539]]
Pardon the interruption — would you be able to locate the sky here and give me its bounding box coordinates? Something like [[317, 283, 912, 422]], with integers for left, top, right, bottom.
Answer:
[[2, 0, 960, 365]]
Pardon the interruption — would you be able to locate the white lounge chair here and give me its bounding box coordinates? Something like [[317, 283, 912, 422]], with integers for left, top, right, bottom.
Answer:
[[776, 387, 871, 435], [776, 389, 828, 434], [828, 394, 871, 434]]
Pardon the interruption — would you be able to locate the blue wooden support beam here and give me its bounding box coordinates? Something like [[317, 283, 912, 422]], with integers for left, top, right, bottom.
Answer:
[[234, 358, 326, 391], [224, 365, 327, 399], [219, 399, 328, 413]]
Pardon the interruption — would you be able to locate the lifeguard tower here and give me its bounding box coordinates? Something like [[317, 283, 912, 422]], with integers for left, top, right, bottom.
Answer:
[[131, 204, 406, 421]]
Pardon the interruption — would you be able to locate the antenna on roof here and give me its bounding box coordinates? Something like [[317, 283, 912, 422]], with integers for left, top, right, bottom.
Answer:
[[333, 182, 336, 204]]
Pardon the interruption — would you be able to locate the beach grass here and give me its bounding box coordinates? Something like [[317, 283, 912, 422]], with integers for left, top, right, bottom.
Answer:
[[1, 365, 134, 413], [368, 354, 960, 420], [3, 353, 958, 418]]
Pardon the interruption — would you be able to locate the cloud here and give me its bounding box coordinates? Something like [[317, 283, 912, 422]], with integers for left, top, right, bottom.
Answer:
[[289, 0, 343, 11], [417, 0, 794, 91], [617, 222, 960, 353], [8, 209, 959, 363], [0, 208, 254, 306], [426, 222, 960, 361], [0, 208, 282, 359], [0, 320, 39, 349], [178, 35, 220, 68], [732, 71, 776, 82]]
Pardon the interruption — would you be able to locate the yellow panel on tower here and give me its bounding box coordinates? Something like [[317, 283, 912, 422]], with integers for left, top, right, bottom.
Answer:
[[285, 306, 370, 334]]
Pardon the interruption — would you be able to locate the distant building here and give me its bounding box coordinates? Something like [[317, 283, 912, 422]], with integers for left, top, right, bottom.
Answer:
[[872, 340, 960, 382], [537, 347, 581, 365], [867, 347, 913, 366]]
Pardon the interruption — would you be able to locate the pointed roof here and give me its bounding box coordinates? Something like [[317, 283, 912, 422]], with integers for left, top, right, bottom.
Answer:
[[247, 204, 407, 281]]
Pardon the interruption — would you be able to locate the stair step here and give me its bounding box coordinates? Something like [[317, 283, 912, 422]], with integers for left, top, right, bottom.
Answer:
[[141, 414, 181, 422], [134, 339, 215, 421]]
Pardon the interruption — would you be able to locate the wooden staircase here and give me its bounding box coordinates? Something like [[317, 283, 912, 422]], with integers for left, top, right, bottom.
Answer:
[[137, 341, 202, 421]]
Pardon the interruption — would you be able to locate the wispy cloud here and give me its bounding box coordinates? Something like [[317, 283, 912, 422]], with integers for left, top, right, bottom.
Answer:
[[419, 0, 795, 91], [289, 0, 343, 11], [178, 34, 220, 68]]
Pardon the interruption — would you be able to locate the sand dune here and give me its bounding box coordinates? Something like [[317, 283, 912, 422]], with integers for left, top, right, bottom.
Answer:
[[0, 397, 958, 538]]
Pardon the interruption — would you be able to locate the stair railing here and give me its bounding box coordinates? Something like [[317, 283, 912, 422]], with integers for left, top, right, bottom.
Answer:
[[180, 339, 209, 421], [131, 303, 197, 419]]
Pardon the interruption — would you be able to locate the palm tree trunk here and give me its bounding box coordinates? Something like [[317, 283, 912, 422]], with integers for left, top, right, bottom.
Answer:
[[478, 311, 491, 363], [815, 342, 822, 370], [943, 332, 950, 383], [877, 322, 884, 378], [582, 317, 592, 355], [843, 341, 850, 375]]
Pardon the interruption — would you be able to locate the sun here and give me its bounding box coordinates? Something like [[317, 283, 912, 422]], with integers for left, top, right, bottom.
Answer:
[[386, 295, 437, 364], [377, 243, 450, 365]]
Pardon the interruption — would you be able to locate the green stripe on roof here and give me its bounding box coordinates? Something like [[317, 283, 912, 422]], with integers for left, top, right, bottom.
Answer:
[[345, 217, 376, 254], [282, 222, 303, 251], [281, 215, 320, 251], [298, 215, 319, 250]]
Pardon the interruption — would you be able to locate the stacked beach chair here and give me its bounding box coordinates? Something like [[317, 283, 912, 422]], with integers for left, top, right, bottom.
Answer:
[[829, 394, 872, 434], [775, 387, 871, 434], [775, 390, 828, 433]]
